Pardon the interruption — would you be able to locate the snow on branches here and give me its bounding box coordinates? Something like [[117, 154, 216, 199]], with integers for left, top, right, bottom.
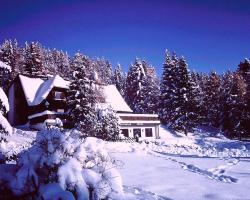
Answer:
[[0, 129, 124, 200]]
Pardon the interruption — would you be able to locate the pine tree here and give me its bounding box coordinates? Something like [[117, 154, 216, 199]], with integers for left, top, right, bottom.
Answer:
[[190, 72, 207, 124], [160, 52, 199, 133], [113, 63, 126, 97], [203, 71, 221, 127], [43, 48, 57, 75], [57, 51, 70, 78], [0, 61, 11, 91], [238, 58, 250, 83], [0, 39, 23, 84], [104, 61, 113, 85], [135, 66, 160, 114], [67, 53, 97, 136], [23, 42, 45, 77], [94, 58, 113, 85], [220, 71, 234, 136], [177, 57, 200, 132], [238, 58, 250, 123], [125, 58, 146, 112], [0, 40, 13, 68], [171, 56, 196, 133], [221, 72, 249, 139], [160, 50, 178, 125]]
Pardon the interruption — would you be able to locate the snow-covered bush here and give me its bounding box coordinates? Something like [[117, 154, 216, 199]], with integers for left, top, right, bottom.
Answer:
[[96, 106, 120, 141], [0, 112, 13, 163], [0, 129, 124, 200], [0, 87, 9, 116], [0, 86, 12, 149]]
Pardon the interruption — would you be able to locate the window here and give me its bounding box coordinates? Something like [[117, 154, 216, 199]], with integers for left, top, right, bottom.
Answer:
[[145, 128, 153, 137], [133, 129, 141, 138], [57, 109, 64, 113], [121, 129, 129, 137], [55, 91, 62, 100]]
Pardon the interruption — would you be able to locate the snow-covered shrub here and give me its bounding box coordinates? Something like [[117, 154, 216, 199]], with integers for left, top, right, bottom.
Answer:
[[0, 87, 12, 152], [0, 129, 124, 200], [0, 87, 9, 117], [0, 113, 12, 141], [0, 113, 13, 163], [96, 106, 120, 141]]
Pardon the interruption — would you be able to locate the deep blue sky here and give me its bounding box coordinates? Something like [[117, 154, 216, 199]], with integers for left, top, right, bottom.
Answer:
[[0, 0, 250, 74]]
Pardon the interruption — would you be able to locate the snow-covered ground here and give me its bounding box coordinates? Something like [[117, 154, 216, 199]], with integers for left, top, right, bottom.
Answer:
[[105, 126, 250, 200], [112, 152, 250, 200], [1, 125, 250, 199]]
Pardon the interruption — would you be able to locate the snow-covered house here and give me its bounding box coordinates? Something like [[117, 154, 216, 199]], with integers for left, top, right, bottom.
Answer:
[[8, 74, 160, 138], [8, 74, 69, 129], [99, 85, 160, 139]]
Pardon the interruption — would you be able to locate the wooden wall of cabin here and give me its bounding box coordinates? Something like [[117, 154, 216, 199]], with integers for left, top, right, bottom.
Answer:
[[28, 87, 68, 116], [12, 78, 29, 125]]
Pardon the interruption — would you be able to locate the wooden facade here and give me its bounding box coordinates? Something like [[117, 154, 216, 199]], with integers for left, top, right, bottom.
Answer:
[[8, 76, 29, 125], [8, 75, 69, 129]]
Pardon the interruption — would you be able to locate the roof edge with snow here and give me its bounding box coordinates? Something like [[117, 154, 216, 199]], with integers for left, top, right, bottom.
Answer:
[[18, 74, 69, 106]]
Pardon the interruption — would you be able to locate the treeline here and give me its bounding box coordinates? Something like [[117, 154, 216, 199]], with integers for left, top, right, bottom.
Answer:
[[0, 39, 249, 139], [160, 52, 249, 138]]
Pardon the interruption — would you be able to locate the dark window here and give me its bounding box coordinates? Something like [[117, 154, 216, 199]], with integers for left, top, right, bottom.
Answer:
[[121, 129, 129, 137], [133, 129, 141, 138], [145, 128, 153, 137]]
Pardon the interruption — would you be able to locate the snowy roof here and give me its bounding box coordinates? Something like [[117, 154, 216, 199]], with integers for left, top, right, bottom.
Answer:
[[19, 75, 69, 106], [0, 60, 11, 71], [101, 85, 132, 113]]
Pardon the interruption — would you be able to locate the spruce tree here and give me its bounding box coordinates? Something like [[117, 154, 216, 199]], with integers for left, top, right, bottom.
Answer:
[[203, 71, 221, 127], [190, 72, 207, 124], [57, 51, 70, 78], [177, 57, 200, 132], [94, 58, 113, 85], [125, 58, 146, 112], [136, 66, 160, 114], [44, 48, 57, 75], [221, 72, 249, 139], [238, 58, 250, 127], [0, 61, 11, 91], [160, 52, 199, 133], [113, 63, 126, 97], [67, 53, 97, 137], [0, 39, 23, 84], [220, 71, 234, 136], [160, 50, 178, 125], [23, 42, 45, 77]]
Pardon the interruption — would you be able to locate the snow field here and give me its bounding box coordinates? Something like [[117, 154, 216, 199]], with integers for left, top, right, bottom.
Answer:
[[1, 125, 250, 199], [104, 125, 250, 199]]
